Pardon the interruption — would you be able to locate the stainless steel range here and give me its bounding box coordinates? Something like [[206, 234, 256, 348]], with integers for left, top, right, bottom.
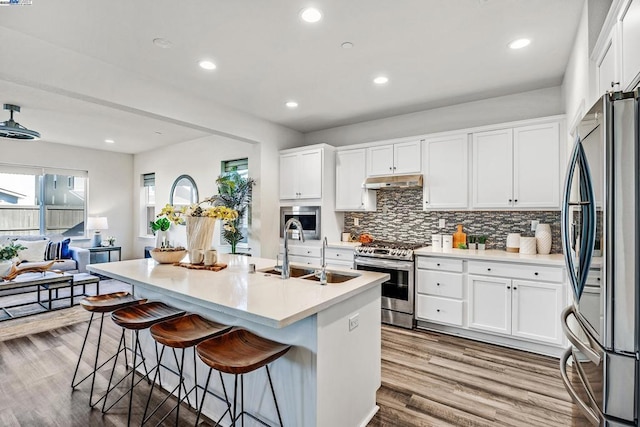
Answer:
[[354, 241, 423, 329]]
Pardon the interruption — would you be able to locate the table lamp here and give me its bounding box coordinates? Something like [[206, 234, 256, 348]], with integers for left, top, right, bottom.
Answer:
[[87, 216, 109, 247]]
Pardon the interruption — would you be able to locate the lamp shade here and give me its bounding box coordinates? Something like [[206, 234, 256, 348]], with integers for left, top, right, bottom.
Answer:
[[87, 216, 109, 231]]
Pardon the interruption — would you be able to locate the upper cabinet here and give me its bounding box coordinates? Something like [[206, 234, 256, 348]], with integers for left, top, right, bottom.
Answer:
[[621, 0, 640, 90], [279, 148, 322, 200], [472, 121, 560, 209], [335, 149, 376, 211], [596, 29, 620, 96], [367, 140, 421, 176], [422, 133, 468, 210]]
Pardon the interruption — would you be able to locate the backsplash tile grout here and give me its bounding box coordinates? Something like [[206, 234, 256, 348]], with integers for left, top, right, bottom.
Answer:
[[343, 188, 562, 253]]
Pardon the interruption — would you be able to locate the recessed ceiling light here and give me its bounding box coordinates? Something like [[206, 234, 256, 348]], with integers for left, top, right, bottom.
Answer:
[[341, 42, 354, 49], [152, 38, 172, 49], [285, 101, 299, 109], [300, 7, 322, 23], [508, 38, 531, 49], [105, 139, 115, 144], [373, 76, 389, 85], [198, 60, 217, 70]]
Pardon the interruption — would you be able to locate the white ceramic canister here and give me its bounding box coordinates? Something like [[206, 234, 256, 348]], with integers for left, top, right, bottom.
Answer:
[[519, 237, 537, 255], [442, 235, 453, 249], [431, 234, 442, 249], [506, 233, 521, 253], [535, 223, 552, 255]]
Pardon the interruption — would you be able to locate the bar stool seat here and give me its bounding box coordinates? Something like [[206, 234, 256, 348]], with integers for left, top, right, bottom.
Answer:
[[103, 301, 186, 426], [142, 314, 232, 426], [195, 328, 291, 426], [71, 292, 147, 407]]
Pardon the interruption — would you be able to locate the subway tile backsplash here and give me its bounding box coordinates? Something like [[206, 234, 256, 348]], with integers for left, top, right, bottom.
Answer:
[[344, 188, 562, 253]]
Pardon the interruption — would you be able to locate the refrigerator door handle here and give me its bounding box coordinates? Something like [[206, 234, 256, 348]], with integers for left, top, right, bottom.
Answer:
[[561, 306, 602, 365], [562, 135, 581, 298], [559, 347, 602, 426]]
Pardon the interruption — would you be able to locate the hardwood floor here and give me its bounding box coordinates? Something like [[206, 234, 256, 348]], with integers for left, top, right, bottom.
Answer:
[[368, 325, 591, 427], [0, 312, 590, 426]]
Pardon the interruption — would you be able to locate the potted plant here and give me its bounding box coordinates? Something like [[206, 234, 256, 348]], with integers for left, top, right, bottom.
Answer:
[[0, 242, 26, 278], [150, 217, 171, 248], [468, 235, 477, 250], [213, 172, 256, 254], [477, 235, 487, 250]]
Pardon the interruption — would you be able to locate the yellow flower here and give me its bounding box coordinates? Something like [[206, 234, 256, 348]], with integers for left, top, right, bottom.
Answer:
[[156, 201, 238, 225]]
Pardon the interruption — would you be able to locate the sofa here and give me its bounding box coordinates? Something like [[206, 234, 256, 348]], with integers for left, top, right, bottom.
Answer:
[[0, 235, 89, 274]]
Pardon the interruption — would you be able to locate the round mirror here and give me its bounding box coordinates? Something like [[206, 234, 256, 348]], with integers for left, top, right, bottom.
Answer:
[[170, 175, 198, 206]]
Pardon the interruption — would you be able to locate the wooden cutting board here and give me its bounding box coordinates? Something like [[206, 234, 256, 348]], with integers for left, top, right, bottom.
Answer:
[[174, 262, 228, 272]]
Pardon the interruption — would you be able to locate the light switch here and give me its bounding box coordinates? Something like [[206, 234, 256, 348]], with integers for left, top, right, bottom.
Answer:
[[438, 219, 445, 228], [531, 220, 539, 231]]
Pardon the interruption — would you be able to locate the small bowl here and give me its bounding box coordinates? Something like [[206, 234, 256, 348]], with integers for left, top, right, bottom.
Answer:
[[150, 249, 186, 264]]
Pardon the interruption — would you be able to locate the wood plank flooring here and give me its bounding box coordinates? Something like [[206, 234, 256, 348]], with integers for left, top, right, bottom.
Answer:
[[368, 325, 591, 427], [0, 309, 591, 426]]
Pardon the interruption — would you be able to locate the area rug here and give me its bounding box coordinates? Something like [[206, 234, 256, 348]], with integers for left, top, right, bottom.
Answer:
[[0, 278, 131, 342]]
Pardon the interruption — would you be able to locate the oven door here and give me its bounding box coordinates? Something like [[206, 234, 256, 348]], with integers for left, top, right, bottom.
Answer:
[[354, 257, 414, 314], [560, 305, 636, 426]]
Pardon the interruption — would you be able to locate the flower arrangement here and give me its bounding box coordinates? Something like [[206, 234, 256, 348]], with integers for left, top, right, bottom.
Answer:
[[212, 172, 255, 254], [158, 198, 238, 225], [0, 242, 26, 261]]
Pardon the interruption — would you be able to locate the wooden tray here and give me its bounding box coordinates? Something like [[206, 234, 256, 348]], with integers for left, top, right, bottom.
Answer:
[[174, 262, 228, 272]]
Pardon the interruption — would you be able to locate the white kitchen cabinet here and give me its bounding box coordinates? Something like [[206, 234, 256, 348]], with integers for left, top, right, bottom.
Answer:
[[335, 149, 376, 211], [511, 279, 564, 345], [621, 0, 640, 90], [279, 244, 321, 267], [279, 148, 322, 200], [422, 133, 468, 209], [596, 28, 620, 96], [415, 256, 465, 327], [367, 140, 421, 176], [468, 275, 512, 335], [472, 121, 560, 209], [325, 246, 355, 269]]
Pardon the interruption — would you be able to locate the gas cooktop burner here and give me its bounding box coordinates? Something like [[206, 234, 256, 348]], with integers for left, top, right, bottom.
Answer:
[[354, 240, 425, 260]]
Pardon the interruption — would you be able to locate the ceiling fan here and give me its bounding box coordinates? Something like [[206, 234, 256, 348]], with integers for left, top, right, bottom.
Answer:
[[0, 104, 41, 140]]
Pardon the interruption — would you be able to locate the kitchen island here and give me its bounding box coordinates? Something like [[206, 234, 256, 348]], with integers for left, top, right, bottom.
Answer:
[[88, 255, 389, 427]]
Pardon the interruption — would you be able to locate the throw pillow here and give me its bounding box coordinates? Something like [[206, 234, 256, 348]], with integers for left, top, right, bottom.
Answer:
[[45, 238, 72, 260], [14, 239, 50, 263]]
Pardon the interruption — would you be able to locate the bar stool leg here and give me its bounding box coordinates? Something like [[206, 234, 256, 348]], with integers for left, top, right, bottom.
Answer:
[[71, 312, 95, 389], [101, 329, 126, 412], [266, 366, 285, 427], [194, 368, 233, 427], [126, 331, 140, 427], [88, 314, 105, 406], [142, 344, 166, 424]]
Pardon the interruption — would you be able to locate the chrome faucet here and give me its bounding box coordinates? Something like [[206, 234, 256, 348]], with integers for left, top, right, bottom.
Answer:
[[282, 218, 304, 279], [319, 237, 328, 285]]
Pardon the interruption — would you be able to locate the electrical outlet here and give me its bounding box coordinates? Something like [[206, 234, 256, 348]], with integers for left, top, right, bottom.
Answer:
[[438, 219, 445, 228], [531, 220, 539, 231], [382, 206, 389, 214], [349, 313, 359, 331], [354, 218, 360, 226]]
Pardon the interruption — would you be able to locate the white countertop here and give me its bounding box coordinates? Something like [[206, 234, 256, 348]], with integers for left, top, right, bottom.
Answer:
[[414, 246, 604, 267], [88, 254, 388, 329]]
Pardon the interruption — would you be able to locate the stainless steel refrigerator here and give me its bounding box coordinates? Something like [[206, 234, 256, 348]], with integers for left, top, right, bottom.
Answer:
[[560, 90, 639, 426]]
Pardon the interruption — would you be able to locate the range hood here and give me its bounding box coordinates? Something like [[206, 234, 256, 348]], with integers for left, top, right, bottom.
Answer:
[[363, 174, 423, 189]]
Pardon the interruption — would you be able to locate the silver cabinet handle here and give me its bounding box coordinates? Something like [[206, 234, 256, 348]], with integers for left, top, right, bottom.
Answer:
[[389, 167, 392, 170], [561, 306, 601, 365], [559, 347, 601, 426]]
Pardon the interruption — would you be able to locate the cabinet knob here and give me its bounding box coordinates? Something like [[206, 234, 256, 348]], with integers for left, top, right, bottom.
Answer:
[[507, 285, 511, 289], [307, 251, 311, 254], [393, 166, 397, 170], [436, 263, 440, 266], [513, 287, 517, 290], [389, 167, 393, 171], [487, 268, 491, 271], [436, 309, 440, 312], [336, 253, 340, 257], [597, 277, 601, 281], [534, 272, 539, 276], [611, 81, 620, 88], [514, 199, 518, 203], [508, 199, 512, 203], [425, 200, 429, 204], [436, 283, 440, 286]]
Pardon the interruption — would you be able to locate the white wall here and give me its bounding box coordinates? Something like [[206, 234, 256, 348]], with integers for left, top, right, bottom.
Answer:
[[1, 139, 134, 257], [303, 86, 563, 146]]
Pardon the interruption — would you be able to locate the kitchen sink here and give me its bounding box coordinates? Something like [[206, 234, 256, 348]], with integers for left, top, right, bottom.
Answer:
[[301, 271, 361, 284], [259, 266, 360, 283]]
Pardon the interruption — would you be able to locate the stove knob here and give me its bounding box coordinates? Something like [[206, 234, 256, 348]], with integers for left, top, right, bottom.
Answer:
[[402, 250, 408, 257]]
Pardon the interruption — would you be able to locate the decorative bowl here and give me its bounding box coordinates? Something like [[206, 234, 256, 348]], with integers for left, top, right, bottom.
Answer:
[[150, 249, 186, 264]]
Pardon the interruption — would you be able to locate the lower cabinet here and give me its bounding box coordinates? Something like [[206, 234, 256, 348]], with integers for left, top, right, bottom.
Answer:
[[468, 274, 565, 345], [280, 244, 321, 267], [415, 257, 465, 327], [325, 246, 354, 269]]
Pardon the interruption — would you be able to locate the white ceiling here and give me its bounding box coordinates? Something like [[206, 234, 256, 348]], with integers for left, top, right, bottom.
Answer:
[[0, 0, 585, 153]]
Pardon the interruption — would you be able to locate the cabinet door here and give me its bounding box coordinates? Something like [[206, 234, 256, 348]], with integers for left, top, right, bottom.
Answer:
[[512, 122, 560, 208], [511, 280, 564, 345], [472, 129, 513, 208], [597, 32, 619, 96], [393, 140, 422, 174], [367, 145, 394, 176], [336, 149, 367, 210], [423, 134, 468, 209], [279, 153, 299, 199], [468, 275, 511, 335], [621, 0, 640, 90], [298, 149, 322, 199]]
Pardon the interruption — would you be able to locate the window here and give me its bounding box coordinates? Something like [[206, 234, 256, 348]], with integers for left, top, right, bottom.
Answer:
[[142, 173, 156, 236], [0, 165, 87, 236], [220, 158, 250, 246]]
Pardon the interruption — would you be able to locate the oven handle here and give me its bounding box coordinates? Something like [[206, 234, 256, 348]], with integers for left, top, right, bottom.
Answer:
[[559, 347, 601, 426], [561, 305, 602, 366], [354, 257, 414, 270]]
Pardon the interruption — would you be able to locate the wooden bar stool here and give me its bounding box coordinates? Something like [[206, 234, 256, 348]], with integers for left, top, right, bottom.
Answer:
[[142, 313, 232, 426], [71, 291, 147, 407], [102, 301, 186, 426], [195, 328, 291, 427]]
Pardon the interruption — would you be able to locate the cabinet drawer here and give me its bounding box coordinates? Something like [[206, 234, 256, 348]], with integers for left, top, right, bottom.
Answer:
[[416, 295, 464, 326], [288, 255, 320, 266], [416, 257, 463, 272], [416, 270, 463, 299], [325, 247, 354, 262], [468, 261, 564, 283], [287, 245, 321, 257], [586, 269, 601, 286]]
